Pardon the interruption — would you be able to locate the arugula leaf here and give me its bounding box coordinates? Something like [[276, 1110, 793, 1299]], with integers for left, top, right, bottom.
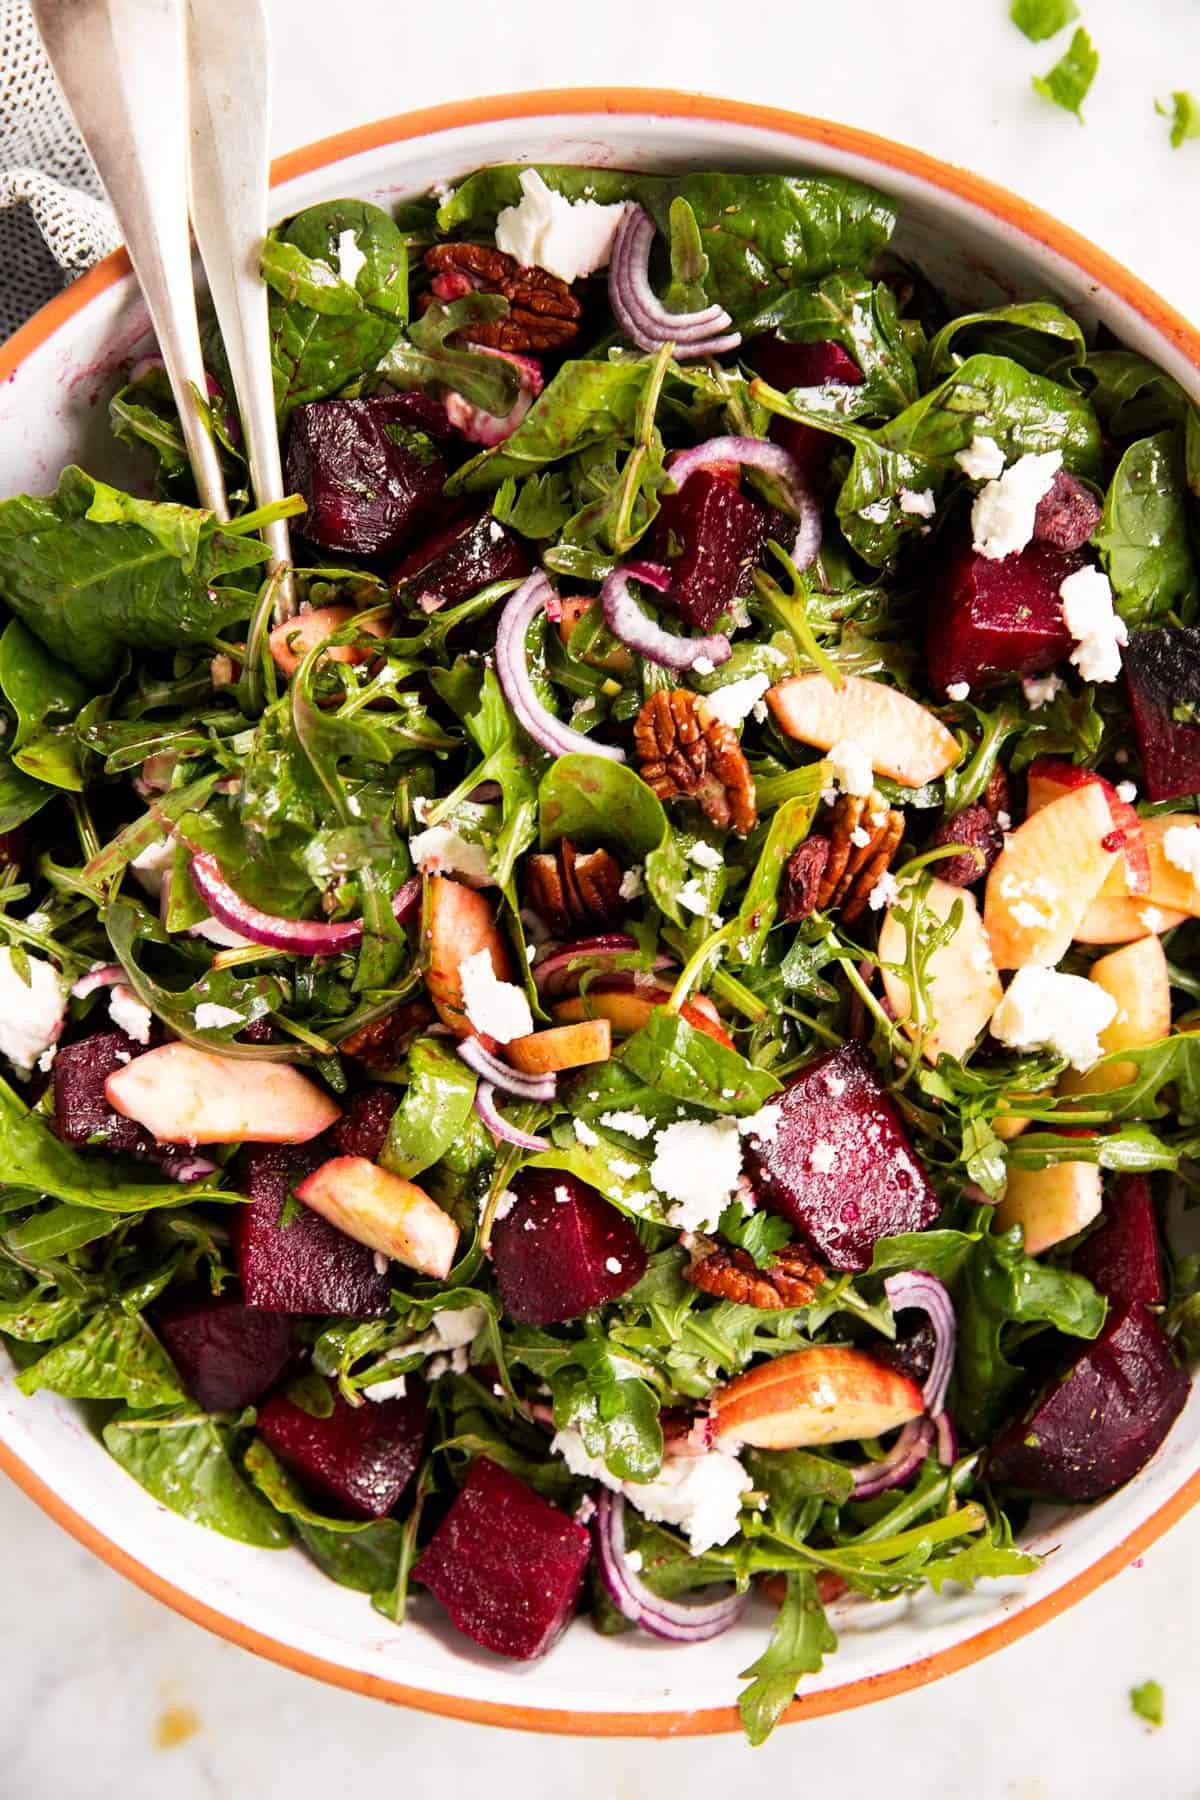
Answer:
[[4, 1203, 121, 1261], [1130, 1679, 1164, 1727], [103, 1407, 290, 1548], [737, 1571, 837, 1745], [621, 1010, 781, 1115], [727, 780, 824, 963], [380, 1037, 478, 1178], [1032, 27, 1099, 121], [867, 1229, 982, 1281], [1094, 430, 1198, 627], [17, 1304, 184, 1408], [1009, 0, 1078, 41], [508, 1330, 663, 1482], [920, 1532, 1039, 1591], [446, 359, 656, 495], [1158, 93, 1200, 148]]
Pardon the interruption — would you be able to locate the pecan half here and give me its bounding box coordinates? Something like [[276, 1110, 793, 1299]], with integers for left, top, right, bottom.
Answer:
[[634, 690, 757, 836], [524, 838, 625, 937], [422, 243, 582, 351], [816, 790, 905, 924], [685, 1242, 825, 1309]]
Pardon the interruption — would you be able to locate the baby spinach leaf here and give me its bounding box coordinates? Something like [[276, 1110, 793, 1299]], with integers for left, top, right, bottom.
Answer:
[[508, 1330, 663, 1482], [925, 301, 1086, 381], [436, 163, 637, 230], [538, 752, 691, 928], [1032, 26, 1099, 121], [621, 1010, 782, 1114], [1009, 0, 1079, 42], [727, 779, 824, 963], [244, 1438, 403, 1552], [0, 1291, 85, 1343], [1130, 1679, 1165, 1727], [1073, 350, 1191, 437], [103, 1407, 290, 1548], [1094, 429, 1198, 627], [737, 1571, 837, 1746], [381, 1037, 478, 1179], [743, 273, 918, 417], [17, 1304, 184, 1408], [4, 1203, 121, 1261], [0, 756, 54, 831], [446, 359, 655, 495], [379, 295, 520, 416], [0, 621, 91, 749], [1158, 92, 1200, 148]]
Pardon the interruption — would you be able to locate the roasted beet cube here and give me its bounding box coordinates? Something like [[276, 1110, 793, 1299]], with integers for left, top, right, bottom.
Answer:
[[155, 1293, 292, 1412], [651, 469, 769, 632], [391, 506, 530, 613], [1072, 1175, 1165, 1308], [53, 1031, 155, 1158], [414, 1456, 590, 1659], [233, 1144, 392, 1317], [257, 1377, 428, 1519], [987, 1302, 1188, 1502], [1122, 625, 1200, 802], [743, 335, 863, 486], [331, 1086, 399, 1162], [1032, 469, 1103, 553], [285, 394, 451, 558], [779, 835, 831, 921], [925, 534, 1082, 693], [743, 1040, 938, 1271], [490, 1168, 647, 1324], [924, 803, 1003, 887]]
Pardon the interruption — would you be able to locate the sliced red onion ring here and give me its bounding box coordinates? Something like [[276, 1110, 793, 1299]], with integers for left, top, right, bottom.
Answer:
[[70, 964, 124, 999], [883, 1270, 956, 1416], [594, 1489, 748, 1642], [495, 573, 625, 763], [849, 1415, 936, 1498], [669, 433, 820, 536], [158, 1151, 220, 1183], [933, 1409, 957, 1467], [189, 855, 419, 956], [601, 561, 731, 671], [474, 1081, 550, 1151], [531, 935, 673, 999], [455, 1035, 557, 1101], [608, 207, 741, 361]]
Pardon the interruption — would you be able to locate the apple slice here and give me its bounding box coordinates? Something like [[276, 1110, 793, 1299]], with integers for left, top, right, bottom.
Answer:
[[878, 876, 1002, 1063], [714, 1346, 924, 1450], [552, 978, 735, 1050], [505, 1018, 612, 1075], [1059, 935, 1171, 1098], [995, 1159, 1103, 1256], [268, 605, 388, 678], [1109, 814, 1200, 918], [1025, 759, 1149, 897], [423, 875, 514, 1041], [105, 1044, 340, 1145], [1074, 894, 1188, 944], [984, 783, 1118, 969], [294, 1154, 458, 1277], [765, 674, 960, 787]]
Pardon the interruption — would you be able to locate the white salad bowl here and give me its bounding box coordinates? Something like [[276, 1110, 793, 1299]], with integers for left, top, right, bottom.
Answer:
[[0, 89, 1198, 1736]]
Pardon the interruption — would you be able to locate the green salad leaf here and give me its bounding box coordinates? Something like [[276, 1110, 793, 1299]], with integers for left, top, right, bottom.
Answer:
[[1032, 26, 1099, 121]]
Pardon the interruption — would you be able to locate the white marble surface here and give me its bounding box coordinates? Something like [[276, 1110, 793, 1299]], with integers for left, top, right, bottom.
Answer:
[[4, 0, 1200, 1792]]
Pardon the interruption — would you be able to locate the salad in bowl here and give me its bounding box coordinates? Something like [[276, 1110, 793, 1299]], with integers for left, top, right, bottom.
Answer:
[[0, 155, 1197, 1744]]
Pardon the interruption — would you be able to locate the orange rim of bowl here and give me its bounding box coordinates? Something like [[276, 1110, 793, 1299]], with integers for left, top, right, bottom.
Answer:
[[2, 87, 1199, 1736]]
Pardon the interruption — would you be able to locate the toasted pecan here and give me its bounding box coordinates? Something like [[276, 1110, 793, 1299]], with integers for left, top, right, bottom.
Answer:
[[634, 689, 757, 836], [684, 1241, 825, 1309], [422, 243, 582, 351], [524, 838, 626, 937]]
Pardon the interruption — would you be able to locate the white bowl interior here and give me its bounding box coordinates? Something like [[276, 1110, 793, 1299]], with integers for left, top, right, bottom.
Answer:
[[0, 104, 1197, 1727]]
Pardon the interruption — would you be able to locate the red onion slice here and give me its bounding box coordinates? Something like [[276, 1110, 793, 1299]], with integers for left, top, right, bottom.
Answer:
[[933, 1409, 957, 1467], [883, 1270, 956, 1416], [531, 935, 670, 999], [593, 1489, 748, 1642], [158, 1150, 220, 1183], [455, 1035, 557, 1101], [849, 1415, 936, 1498], [601, 562, 731, 670], [667, 437, 821, 565], [495, 573, 625, 763], [189, 855, 419, 956], [474, 1081, 550, 1151], [608, 207, 741, 361], [70, 964, 124, 999]]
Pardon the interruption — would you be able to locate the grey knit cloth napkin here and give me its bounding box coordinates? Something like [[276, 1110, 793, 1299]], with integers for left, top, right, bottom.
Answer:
[[0, 0, 120, 340]]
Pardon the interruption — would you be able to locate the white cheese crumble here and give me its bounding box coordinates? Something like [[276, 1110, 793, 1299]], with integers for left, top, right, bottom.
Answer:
[[701, 673, 772, 730], [970, 450, 1061, 561], [495, 170, 626, 283], [859, 498, 892, 524], [945, 681, 971, 702], [459, 949, 533, 1044], [551, 1429, 752, 1553], [990, 965, 1117, 1072], [373, 1251, 390, 1275], [408, 826, 492, 887], [129, 833, 174, 897], [1059, 565, 1128, 684], [336, 229, 368, 286], [365, 1374, 407, 1403], [737, 1103, 782, 1146], [687, 841, 724, 871], [573, 1117, 600, 1147], [809, 1141, 838, 1173], [824, 738, 874, 800], [0, 949, 64, 1075], [691, 655, 715, 676], [898, 486, 936, 518], [1115, 781, 1138, 805], [868, 871, 901, 912], [1022, 672, 1063, 710], [605, 1256, 623, 1274], [676, 878, 715, 918], [193, 1002, 245, 1030], [494, 1188, 519, 1222], [649, 1116, 743, 1232], [955, 435, 1006, 481], [1163, 824, 1200, 888], [618, 864, 645, 901], [598, 1109, 653, 1140], [108, 984, 152, 1045]]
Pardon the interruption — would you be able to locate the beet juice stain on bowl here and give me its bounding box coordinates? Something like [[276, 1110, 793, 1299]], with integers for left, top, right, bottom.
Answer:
[[0, 98, 1199, 1741]]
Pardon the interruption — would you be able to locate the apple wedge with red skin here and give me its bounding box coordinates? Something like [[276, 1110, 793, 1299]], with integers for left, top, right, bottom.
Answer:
[[295, 1156, 458, 1280], [984, 782, 1119, 969], [986, 1302, 1188, 1502], [490, 1168, 647, 1324], [1025, 758, 1149, 897], [423, 875, 513, 1045], [1072, 1174, 1165, 1307], [766, 673, 960, 787], [715, 1346, 924, 1450], [155, 1293, 292, 1413], [105, 1044, 340, 1145], [258, 1376, 428, 1520], [552, 976, 734, 1051], [234, 1144, 393, 1317], [415, 1456, 591, 1660]]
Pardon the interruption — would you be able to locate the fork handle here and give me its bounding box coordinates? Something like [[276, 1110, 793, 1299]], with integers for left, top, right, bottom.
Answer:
[[32, 0, 229, 520], [185, 0, 295, 618]]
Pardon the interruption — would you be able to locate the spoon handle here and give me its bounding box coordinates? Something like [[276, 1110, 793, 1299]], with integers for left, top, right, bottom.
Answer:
[[185, 0, 295, 617], [31, 0, 229, 520]]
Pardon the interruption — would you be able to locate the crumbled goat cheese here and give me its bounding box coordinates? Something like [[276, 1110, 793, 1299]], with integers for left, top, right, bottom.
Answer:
[[608, 1157, 641, 1180], [824, 739, 874, 800], [955, 435, 1006, 481], [36, 1045, 56, 1073], [605, 1257, 624, 1275], [624, 1548, 644, 1573], [618, 864, 645, 901], [551, 1429, 752, 1553], [411, 794, 433, 824], [971, 450, 1061, 561], [810, 1141, 838, 1173], [0, 949, 64, 1074], [676, 878, 715, 917], [649, 1117, 743, 1232], [367, 1306, 487, 1403], [868, 871, 901, 912], [859, 498, 892, 524], [1022, 673, 1063, 711], [945, 681, 971, 702], [990, 965, 1118, 1072], [691, 655, 716, 676], [193, 1002, 245, 1030], [898, 486, 936, 518], [129, 833, 175, 897], [1059, 565, 1128, 684], [572, 1118, 600, 1149], [1164, 824, 1200, 888], [108, 984, 152, 1045], [737, 1104, 782, 1145], [996, 810, 1012, 831], [684, 843, 724, 875], [1115, 781, 1138, 805], [495, 170, 626, 283], [336, 229, 367, 286], [493, 1187, 519, 1221], [700, 673, 772, 730], [459, 949, 533, 1044], [365, 1375, 408, 1403], [850, 825, 872, 848], [408, 826, 492, 887], [598, 1109, 653, 1140]]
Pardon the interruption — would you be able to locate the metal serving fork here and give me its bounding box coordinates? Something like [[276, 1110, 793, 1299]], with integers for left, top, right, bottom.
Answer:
[[31, 0, 296, 617]]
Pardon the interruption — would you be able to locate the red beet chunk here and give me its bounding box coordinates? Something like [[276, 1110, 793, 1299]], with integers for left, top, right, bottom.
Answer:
[[155, 1293, 292, 1412], [285, 394, 451, 558], [233, 1144, 392, 1317], [924, 803, 1003, 887], [52, 1031, 155, 1159], [744, 335, 864, 486], [925, 534, 1082, 693], [331, 1086, 399, 1162], [987, 1302, 1188, 1502], [650, 469, 769, 632], [1032, 469, 1103, 553], [1072, 1175, 1165, 1308], [257, 1378, 428, 1519], [390, 506, 529, 613], [742, 1040, 938, 1271], [1122, 625, 1200, 801], [490, 1168, 647, 1324], [415, 1456, 590, 1659]]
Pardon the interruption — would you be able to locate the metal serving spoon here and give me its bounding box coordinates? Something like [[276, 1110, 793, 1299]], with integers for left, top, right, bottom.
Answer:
[[31, 0, 296, 617]]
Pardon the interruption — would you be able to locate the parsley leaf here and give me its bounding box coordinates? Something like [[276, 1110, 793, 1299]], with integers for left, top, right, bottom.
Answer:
[[1032, 27, 1099, 122], [1157, 92, 1200, 148], [1010, 0, 1079, 43], [1130, 1679, 1164, 1727]]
